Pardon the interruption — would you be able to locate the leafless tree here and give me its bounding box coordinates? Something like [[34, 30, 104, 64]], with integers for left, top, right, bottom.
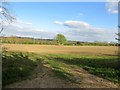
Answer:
[[115, 33, 120, 41], [115, 26, 120, 42], [0, 1, 15, 34]]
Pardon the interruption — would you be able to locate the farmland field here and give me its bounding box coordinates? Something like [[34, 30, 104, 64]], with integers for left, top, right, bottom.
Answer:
[[3, 44, 118, 55], [2, 44, 119, 88], [1, 1, 120, 89]]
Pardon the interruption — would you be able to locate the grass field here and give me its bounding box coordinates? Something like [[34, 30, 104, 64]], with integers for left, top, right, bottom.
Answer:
[[2, 44, 119, 88]]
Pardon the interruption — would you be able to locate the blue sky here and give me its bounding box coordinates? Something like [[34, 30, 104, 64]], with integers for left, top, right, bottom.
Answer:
[[2, 2, 118, 42]]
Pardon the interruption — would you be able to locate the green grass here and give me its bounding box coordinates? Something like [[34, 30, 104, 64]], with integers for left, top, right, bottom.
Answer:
[[2, 51, 119, 86], [2, 51, 38, 86], [42, 56, 75, 82], [46, 54, 119, 83]]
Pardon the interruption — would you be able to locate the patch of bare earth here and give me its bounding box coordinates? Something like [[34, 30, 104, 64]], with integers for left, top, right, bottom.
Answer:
[[4, 60, 118, 88]]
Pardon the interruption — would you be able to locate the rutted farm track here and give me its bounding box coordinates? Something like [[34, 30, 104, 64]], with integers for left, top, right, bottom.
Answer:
[[5, 58, 118, 88]]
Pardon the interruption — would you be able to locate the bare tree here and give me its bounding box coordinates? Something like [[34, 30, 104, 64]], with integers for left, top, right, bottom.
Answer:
[[0, 1, 15, 34], [115, 26, 120, 42], [0, 2, 15, 88], [115, 33, 120, 41]]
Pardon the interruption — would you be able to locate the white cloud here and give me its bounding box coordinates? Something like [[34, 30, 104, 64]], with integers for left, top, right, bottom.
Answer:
[[56, 20, 117, 42], [54, 21, 63, 25], [0, 8, 2, 12], [3, 24, 56, 39], [2, 18, 117, 42], [106, 1, 118, 14], [25, 22, 32, 25], [2, 19, 57, 39], [9, 20, 33, 29], [63, 20, 91, 29]]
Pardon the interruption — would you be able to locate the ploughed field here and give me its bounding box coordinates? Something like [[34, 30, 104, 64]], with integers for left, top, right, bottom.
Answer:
[[3, 44, 118, 56]]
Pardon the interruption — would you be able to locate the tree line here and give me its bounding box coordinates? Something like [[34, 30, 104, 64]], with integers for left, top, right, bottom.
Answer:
[[1, 34, 117, 46]]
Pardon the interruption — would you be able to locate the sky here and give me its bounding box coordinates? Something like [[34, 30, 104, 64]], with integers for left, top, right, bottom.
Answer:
[[1, 2, 118, 42]]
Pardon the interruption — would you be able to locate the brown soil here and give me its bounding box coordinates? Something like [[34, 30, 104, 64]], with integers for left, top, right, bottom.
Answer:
[[3, 44, 118, 56]]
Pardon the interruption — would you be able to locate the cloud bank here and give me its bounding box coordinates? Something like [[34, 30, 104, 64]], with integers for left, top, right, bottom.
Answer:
[[2, 20, 56, 39], [55, 20, 117, 42], [1, 19, 117, 42]]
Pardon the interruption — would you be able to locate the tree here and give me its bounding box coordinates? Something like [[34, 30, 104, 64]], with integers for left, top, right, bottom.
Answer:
[[116, 26, 120, 40], [56, 34, 67, 45], [76, 41, 80, 45], [115, 33, 120, 41], [115, 26, 120, 46], [0, 1, 15, 34]]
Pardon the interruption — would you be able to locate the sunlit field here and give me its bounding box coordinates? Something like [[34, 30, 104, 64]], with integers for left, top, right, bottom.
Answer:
[[1, 1, 119, 89], [2, 44, 119, 88], [3, 44, 118, 55]]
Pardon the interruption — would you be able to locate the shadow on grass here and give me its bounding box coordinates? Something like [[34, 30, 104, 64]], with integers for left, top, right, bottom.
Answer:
[[52, 66, 75, 82], [44, 57, 76, 83], [52, 57, 119, 69], [2, 52, 38, 86], [50, 56, 119, 83]]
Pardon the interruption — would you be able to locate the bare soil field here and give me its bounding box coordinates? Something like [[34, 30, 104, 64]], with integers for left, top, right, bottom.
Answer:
[[3, 44, 118, 56]]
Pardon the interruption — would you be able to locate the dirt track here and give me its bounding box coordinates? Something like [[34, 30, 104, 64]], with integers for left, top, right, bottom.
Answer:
[[5, 60, 118, 88], [3, 44, 118, 55]]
